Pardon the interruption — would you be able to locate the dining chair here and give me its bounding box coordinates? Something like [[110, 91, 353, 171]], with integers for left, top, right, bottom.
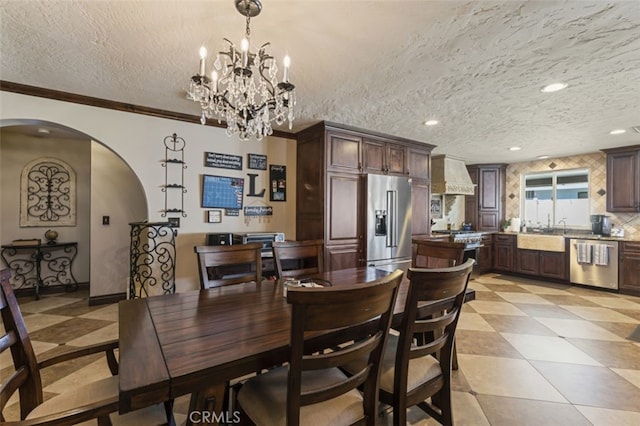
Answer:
[[236, 269, 404, 426], [410, 238, 468, 370], [411, 238, 466, 269], [0, 271, 174, 425], [344, 259, 474, 426], [271, 239, 324, 279], [194, 243, 263, 289]]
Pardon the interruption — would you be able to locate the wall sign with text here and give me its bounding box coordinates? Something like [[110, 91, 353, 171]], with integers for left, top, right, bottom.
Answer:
[[244, 206, 273, 216], [269, 165, 286, 201], [204, 152, 242, 170], [247, 153, 267, 170]]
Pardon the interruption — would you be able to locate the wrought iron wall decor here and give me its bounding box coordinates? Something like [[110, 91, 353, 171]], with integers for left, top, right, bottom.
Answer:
[[161, 133, 187, 217], [129, 222, 177, 298], [20, 157, 76, 227]]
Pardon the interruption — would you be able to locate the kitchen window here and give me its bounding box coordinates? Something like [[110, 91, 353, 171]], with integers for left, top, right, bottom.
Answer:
[[522, 169, 590, 230]]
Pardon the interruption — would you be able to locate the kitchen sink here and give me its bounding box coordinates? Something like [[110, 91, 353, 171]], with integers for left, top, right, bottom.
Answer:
[[517, 233, 566, 252]]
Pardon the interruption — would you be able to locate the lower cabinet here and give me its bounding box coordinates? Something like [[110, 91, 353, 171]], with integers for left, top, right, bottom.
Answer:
[[493, 234, 516, 272], [539, 251, 567, 280], [325, 244, 362, 271], [476, 234, 493, 274], [516, 249, 539, 275], [620, 242, 640, 296], [516, 248, 567, 280]]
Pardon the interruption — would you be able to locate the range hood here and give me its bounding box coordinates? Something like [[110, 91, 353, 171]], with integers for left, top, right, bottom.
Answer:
[[431, 155, 475, 195]]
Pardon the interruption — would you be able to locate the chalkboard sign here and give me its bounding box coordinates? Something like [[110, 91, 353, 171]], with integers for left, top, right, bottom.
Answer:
[[248, 153, 267, 170], [201, 175, 244, 209], [205, 152, 243, 170], [269, 165, 286, 201]]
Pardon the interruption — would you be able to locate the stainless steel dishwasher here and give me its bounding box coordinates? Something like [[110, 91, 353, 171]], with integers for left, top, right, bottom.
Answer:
[[569, 239, 619, 289]]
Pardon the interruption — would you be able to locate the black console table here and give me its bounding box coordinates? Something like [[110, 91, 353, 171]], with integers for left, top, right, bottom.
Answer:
[[0, 241, 78, 299]]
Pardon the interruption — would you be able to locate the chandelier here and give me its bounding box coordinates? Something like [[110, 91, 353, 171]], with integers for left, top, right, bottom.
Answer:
[[187, 0, 295, 140]]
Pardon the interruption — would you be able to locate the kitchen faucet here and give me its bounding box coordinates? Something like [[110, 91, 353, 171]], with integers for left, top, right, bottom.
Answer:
[[558, 218, 567, 234]]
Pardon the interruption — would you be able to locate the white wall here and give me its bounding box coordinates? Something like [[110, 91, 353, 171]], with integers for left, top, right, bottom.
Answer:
[[1, 91, 298, 294]]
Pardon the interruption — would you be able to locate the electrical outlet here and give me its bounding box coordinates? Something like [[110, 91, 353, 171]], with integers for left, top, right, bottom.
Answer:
[[102, 216, 110, 225]]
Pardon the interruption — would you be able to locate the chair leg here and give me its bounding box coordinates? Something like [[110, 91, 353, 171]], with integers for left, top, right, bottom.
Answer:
[[164, 399, 176, 426], [452, 340, 459, 371], [97, 415, 113, 426]]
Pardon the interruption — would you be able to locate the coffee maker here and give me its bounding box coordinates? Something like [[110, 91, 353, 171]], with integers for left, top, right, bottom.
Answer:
[[590, 214, 612, 236]]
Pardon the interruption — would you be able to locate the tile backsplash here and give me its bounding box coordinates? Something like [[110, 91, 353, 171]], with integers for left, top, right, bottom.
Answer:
[[505, 152, 639, 240]]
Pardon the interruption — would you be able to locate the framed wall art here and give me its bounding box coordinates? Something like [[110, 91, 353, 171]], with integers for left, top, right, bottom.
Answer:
[[430, 194, 443, 219], [207, 210, 222, 223]]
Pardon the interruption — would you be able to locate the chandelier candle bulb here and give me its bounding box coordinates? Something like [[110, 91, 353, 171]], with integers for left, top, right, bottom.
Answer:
[[199, 46, 207, 76], [241, 38, 249, 68], [283, 55, 290, 82], [211, 71, 218, 92]]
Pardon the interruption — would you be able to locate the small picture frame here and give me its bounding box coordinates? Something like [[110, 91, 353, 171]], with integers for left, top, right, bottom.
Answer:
[[207, 210, 222, 223], [430, 195, 443, 219]]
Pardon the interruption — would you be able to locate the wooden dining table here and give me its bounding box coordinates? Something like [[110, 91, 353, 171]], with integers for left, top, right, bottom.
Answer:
[[118, 266, 475, 423]]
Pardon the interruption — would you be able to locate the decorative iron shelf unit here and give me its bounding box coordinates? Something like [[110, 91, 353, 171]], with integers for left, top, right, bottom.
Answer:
[[161, 133, 187, 217]]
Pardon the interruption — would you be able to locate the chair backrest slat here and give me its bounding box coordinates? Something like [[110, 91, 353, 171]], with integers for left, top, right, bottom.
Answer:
[[285, 269, 403, 425], [194, 243, 263, 289], [0, 269, 44, 420], [272, 240, 324, 279]]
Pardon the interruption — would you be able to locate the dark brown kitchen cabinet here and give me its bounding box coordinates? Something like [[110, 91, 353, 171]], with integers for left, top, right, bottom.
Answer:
[[517, 249, 539, 275], [362, 139, 406, 176], [493, 234, 516, 272], [326, 131, 362, 173], [296, 121, 435, 271], [411, 180, 431, 236], [619, 241, 640, 296], [476, 234, 493, 273], [539, 251, 567, 280], [602, 146, 640, 212], [466, 164, 507, 231], [406, 147, 431, 180], [516, 248, 567, 280]]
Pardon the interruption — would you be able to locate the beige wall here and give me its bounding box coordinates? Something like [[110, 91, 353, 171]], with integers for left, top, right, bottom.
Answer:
[[0, 132, 92, 283], [90, 143, 147, 297], [505, 152, 639, 239], [1, 92, 298, 294]]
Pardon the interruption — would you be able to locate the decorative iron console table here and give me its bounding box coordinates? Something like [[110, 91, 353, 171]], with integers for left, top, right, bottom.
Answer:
[[0, 241, 78, 299]]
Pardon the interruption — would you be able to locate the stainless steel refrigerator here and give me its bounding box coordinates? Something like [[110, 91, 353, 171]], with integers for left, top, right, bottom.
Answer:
[[365, 174, 412, 269]]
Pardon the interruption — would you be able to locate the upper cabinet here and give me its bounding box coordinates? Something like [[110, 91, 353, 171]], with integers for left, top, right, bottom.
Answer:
[[465, 164, 506, 231], [406, 147, 431, 181], [602, 145, 640, 212], [362, 139, 406, 176], [326, 131, 362, 173]]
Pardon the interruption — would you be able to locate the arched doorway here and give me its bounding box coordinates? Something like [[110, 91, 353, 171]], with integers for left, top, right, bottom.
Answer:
[[0, 120, 147, 300]]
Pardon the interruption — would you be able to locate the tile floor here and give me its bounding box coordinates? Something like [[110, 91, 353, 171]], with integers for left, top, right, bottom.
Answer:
[[2, 272, 640, 425]]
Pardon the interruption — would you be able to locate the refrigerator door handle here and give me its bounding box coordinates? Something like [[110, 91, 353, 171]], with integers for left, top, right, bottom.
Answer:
[[387, 190, 397, 248]]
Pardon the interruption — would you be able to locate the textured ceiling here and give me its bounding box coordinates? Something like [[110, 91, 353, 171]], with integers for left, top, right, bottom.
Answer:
[[2, 0, 640, 163]]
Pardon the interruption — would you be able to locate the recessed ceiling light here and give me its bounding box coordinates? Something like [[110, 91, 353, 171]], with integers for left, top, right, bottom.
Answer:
[[541, 82, 568, 93], [37, 128, 50, 134], [424, 120, 439, 126], [609, 129, 626, 135], [509, 146, 521, 151], [537, 155, 550, 159]]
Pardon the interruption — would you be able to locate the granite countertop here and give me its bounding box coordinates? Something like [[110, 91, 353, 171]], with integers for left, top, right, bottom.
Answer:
[[495, 231, 639, 242]]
